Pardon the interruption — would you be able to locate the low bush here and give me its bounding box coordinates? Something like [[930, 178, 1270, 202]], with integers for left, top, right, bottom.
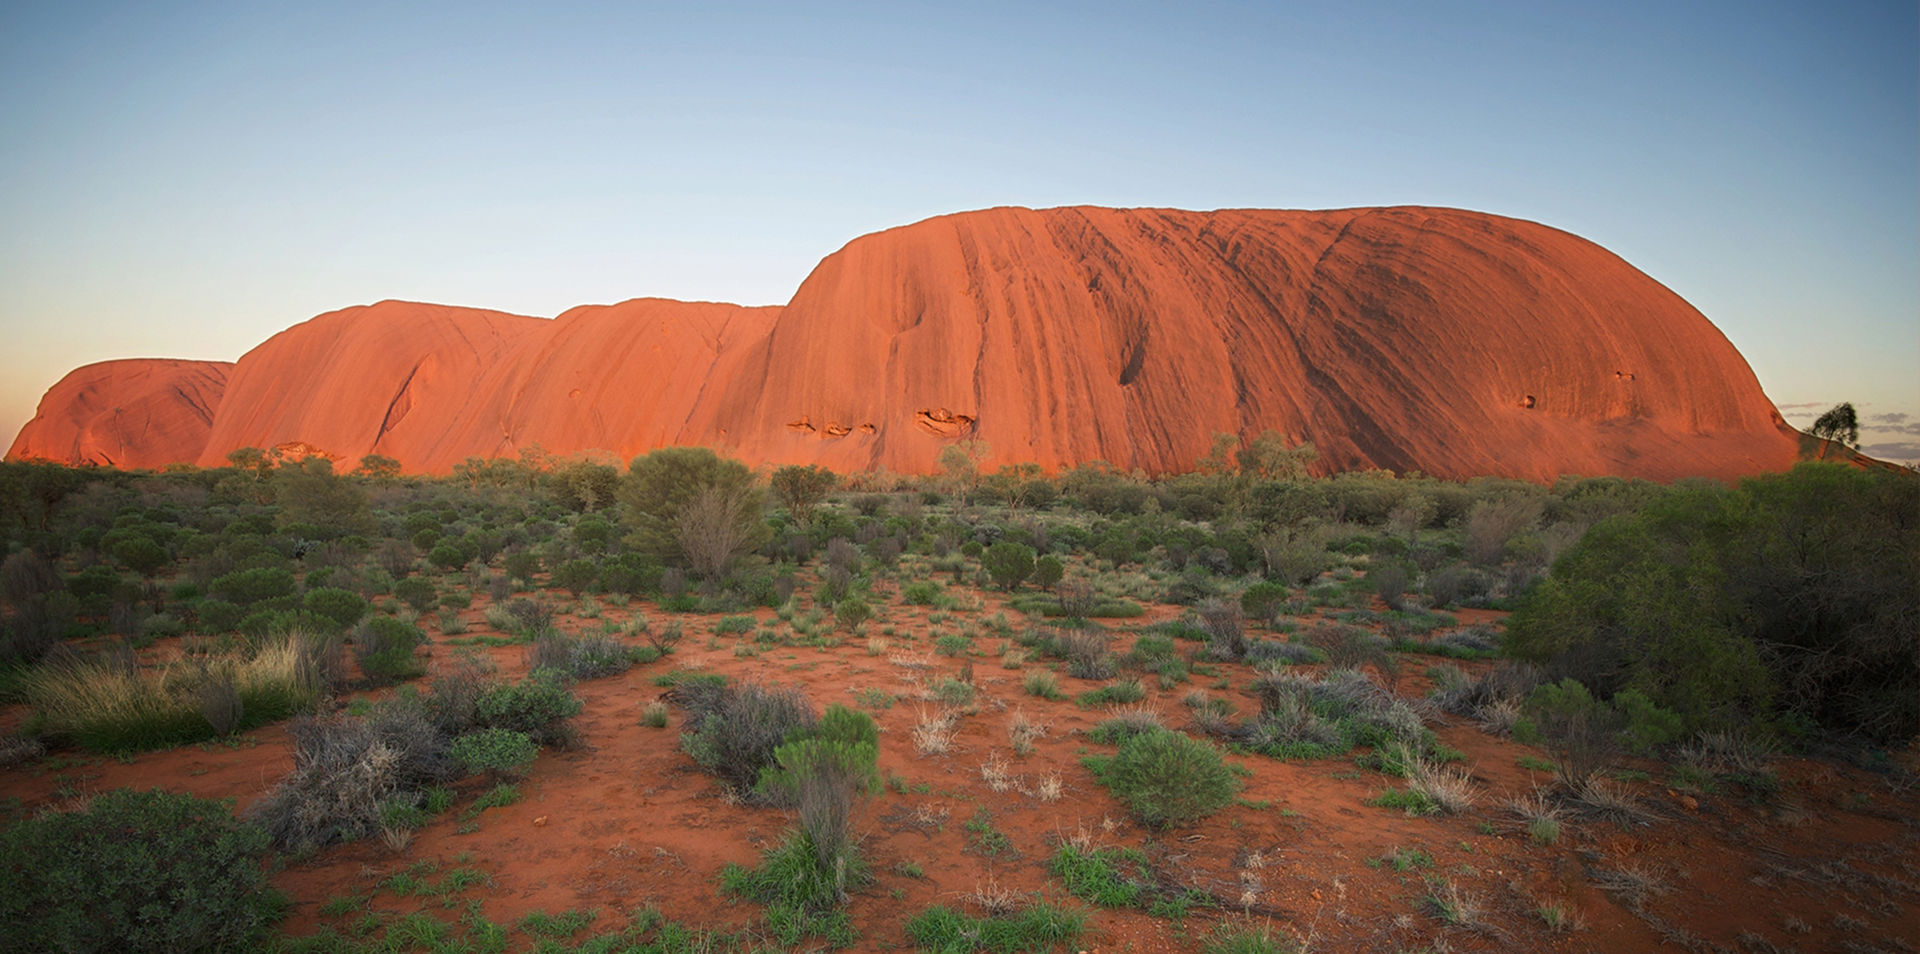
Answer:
[[1045, 629, 1115, 680], [901, 580, 946, 606], [1513, 678, 1680, 787], [0, 788, 283, 953], [1244, 640, 1322, 667], [983, 541, 1037, 590], [251, 699, 461, 851], [754, 704, 881, 806], [392, 576, 438, 613], [1216, 669, 1429, 761], [720, 832, 863, 947], [1050, 844, 1153, 908], [450, 727, 539, 780], [1507, 463, 1918, 742], [526, 630, 642, 680], [1086, 727, 1240, 828], [905, 903, 1086, 954], [1240, 581, 1291, 626], [1077, 678, 1146, 708], [835, 596, 873, 631], [673, 680, 817, 794], [302, 586, 369, 631], [475, 668, 583, 747], [1196, 598, 1247, 661], [353, 616, 426, 685]]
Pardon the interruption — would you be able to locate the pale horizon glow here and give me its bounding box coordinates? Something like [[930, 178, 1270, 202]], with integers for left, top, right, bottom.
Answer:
[[3, 1, 1915, 463]]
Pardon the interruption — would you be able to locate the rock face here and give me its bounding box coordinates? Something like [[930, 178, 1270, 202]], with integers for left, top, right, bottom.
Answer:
[[7, 206, 1804, 481], [7, 358, 231, 470]]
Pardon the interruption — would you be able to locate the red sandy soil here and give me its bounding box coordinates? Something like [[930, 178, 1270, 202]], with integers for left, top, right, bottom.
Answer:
[[8, 206, 1803, 482], [4, 583, 1913, 953]]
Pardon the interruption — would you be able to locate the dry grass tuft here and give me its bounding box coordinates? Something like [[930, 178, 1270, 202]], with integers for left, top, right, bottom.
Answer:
[[1407, 757, 1477, 814], [980, 751, 1017, 793], [1571, 773, 1655, 825], [964, 875, 1026, 916], [23, 634, 321, 752], [1007, 710, 1049, 755], [1591, 864, 1673, 909], [913, 706, 959, 757]]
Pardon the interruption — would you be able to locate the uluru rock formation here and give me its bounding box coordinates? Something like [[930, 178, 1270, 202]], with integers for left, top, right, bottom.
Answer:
[[8, 206, 1805, 482], [8, 358, 231, 470]]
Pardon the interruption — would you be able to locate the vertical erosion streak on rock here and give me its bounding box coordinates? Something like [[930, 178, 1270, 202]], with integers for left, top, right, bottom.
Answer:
[[373, 363, 420, 447]]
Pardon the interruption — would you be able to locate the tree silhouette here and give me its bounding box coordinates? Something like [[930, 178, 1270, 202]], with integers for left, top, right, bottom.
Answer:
[[1810, 402, 1859, 449]]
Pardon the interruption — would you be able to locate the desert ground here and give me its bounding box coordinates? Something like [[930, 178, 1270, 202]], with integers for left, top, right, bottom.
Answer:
[[1, 458, 1915, 953]]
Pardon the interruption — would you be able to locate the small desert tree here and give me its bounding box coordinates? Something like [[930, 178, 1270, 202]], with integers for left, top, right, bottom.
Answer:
[[676, 484, 768, 583], [1809, 402, 1859, 450], [771, 465, 837, 527], [618, 447, 769, 572], [937, 440, 989, 508], [353, 454, 401, 480], [550, 459, 621, 512], [272, 457, 374, 539], [1237, 430, 1317, 480]]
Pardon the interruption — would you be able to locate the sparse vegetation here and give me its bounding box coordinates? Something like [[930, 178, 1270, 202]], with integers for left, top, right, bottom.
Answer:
[[1086, 726, 1240, 827], [0, 450, 1910, 952]]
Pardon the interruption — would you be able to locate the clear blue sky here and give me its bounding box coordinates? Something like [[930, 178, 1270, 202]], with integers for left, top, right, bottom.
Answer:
[[3, 1, 1915, 462]]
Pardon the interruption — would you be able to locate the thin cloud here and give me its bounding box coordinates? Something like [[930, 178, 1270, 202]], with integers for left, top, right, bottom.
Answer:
[[1774, 402, 1828, 412], [1860, 441, 1920, 464]]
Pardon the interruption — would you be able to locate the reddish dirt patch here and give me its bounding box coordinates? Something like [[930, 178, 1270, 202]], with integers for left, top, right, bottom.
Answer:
[[4, 582, 1915, 953]]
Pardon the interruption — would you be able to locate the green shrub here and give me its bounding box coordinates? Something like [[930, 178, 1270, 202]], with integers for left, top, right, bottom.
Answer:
[[430, 542, 472, 572], [713, 614, 756, 635], [983, 542, 1037, 590], [550, 558, 599, 596], [1240, 581, 1291, 625], [1077, 678, 1146, 708], [196, 598, 243, 633], [719, 831, 863, 947], [901, 580, 945, 606], [1507, 463, 1918, 742], [112, 535, 171, 577], [1512, 678, 1680, 785], [1365, 787, 1439, 816], [211, 566, 295, 607], [754, 705, 880, 806], [353, 616, 426, 685], [1023, 669, 1064, 701], [1088, 728, 1240, 827], [504, 550, 541, 583], [0, 788, 283, 953], [392, 576, 438, 613], [450, 728, 538, 780], [475, 669, 582, 746], [835, 597, 872, 631], [1032, 554, 1065, 591], [303, 586, 369, 630], [675, 681, 816, 794]]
